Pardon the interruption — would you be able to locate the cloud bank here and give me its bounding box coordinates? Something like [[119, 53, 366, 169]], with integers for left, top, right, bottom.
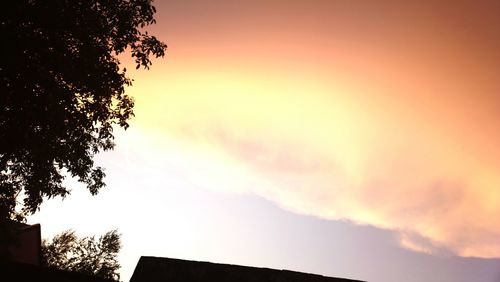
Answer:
[[125, 63, 500, 258], [122, 0, 500, 258]]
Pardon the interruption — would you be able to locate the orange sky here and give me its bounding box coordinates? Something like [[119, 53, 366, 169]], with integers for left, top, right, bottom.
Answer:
[[25, 2, 500, 282], [108, 0, 500, 258]]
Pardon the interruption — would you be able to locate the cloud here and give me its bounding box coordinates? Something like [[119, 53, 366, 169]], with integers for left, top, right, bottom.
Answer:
[[162, 121, 500, 258], [122, 0, 500, 258], [125, 60, 500, 258]]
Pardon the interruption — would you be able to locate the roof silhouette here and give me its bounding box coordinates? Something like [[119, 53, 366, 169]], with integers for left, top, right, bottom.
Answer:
[[130, 256, 365, 282]]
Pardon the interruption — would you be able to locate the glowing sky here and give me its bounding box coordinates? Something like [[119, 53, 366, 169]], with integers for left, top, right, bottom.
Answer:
[[30, 1, 500, 282]]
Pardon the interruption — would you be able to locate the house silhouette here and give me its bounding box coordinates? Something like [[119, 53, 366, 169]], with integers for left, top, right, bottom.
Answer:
[[130, 256, 364, 282], [1, 223, 364, 282], [1, 255, 365, 282]]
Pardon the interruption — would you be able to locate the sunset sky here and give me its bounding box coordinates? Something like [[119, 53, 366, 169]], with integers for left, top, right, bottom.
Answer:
[[29, 1, 500, 281]]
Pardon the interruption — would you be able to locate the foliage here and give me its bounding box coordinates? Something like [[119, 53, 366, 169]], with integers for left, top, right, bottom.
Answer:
[[0, 0, 166, 220], [41, 229, 122, 281]]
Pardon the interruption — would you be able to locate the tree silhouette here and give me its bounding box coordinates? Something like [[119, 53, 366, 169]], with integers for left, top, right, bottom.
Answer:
[[0, 0, 166, 220], [41, 229, 121, 281]]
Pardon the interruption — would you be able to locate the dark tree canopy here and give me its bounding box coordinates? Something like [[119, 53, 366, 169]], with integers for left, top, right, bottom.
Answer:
[[41, 229, 122, 281], [0, 0, 166, 220]]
